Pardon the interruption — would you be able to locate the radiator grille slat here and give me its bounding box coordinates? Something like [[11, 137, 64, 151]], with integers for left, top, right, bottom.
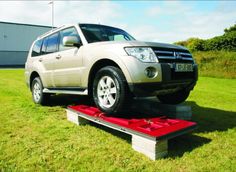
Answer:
[[152, 48, 193, 63]]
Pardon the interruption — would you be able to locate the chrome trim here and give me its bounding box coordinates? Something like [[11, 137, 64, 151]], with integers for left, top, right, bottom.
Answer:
[[158, 56, 176, 59], [179, 52, 192, 56], [157, 56, 193, 61], [154, 49, 193, 61], [43, 88, 88, 95], [154, 50, 173, 55], [181, 57, 193, 61]]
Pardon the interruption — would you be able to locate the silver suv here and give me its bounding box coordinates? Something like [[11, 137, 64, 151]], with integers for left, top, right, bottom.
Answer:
[[25, 23, 198, 114]]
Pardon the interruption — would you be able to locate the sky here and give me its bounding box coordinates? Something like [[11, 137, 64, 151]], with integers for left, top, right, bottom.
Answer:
[[0, 1, 235, 43]]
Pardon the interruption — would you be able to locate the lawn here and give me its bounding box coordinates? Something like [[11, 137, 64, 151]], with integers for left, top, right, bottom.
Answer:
[[0, 69, 235, 171], [192, 51, 236, 79]]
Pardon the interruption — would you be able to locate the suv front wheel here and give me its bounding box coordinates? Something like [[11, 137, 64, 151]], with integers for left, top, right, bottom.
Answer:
[[93, 66, 130, 115], [31, 77, 49, 105]]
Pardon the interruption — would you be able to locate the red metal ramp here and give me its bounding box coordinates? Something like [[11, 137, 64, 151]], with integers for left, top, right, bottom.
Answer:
[[68, 105, 197, 141], [67, 105, 197, 160]]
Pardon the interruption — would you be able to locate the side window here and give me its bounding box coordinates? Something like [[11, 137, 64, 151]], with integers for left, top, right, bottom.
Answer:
[[59, 27, 81, 51], [46, 33, 59, 54], [113, 35, 125, 41], [41, 37, 48, 55], [31, 39, 43, 57]]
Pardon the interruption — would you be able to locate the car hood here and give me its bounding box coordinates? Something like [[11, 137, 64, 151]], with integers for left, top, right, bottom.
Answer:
[[86, 40, 187, 51], [137, 41, 187, 50]]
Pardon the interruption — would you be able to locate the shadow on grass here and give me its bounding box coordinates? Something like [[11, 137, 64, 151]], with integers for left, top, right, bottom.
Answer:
[[186, 101, 236, 133], [48, 95, 236, 133], [45, 95, 235, 158], [167, 101, 235, 158], [90, 122, 132, 143], [168, 134, 211, 158]]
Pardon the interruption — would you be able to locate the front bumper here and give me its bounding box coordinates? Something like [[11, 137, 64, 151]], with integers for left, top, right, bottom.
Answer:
[[128, 63, 198, 96]]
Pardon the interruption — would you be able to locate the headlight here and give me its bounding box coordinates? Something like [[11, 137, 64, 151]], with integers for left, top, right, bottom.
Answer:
[[124, 47, 158, 63]]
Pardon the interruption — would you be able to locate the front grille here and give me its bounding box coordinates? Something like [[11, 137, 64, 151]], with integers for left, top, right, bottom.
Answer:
[[152, 47, 193, 63]]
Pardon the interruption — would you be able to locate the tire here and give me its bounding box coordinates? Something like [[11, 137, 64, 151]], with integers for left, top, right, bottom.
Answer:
[[157, 90, 190, 105], [93, 66, 130, 115], [31, 77, 50, 105]]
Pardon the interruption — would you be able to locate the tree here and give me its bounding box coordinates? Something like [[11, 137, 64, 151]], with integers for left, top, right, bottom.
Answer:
[[224, 24, 236, 33], [174, 24, 236, 52]]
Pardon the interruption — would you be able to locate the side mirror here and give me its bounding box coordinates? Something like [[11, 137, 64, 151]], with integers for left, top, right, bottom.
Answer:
[[63, 36, 81, 47]]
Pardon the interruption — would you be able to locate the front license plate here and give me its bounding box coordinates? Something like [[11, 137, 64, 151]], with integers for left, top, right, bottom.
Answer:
[[175, 63, 193, 72]]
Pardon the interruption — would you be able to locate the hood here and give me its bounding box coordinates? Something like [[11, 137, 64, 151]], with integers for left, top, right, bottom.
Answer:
[[129, 41, 187, 51], [86, 40, 187, 51]]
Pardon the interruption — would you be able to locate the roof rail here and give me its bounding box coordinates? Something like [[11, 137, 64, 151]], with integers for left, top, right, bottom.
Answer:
[[37, 25, 65, 39]]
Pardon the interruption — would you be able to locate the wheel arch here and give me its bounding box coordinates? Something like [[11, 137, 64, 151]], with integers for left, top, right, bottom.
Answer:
[[88, 59, 129, 96], [29, 71, 40, 91]]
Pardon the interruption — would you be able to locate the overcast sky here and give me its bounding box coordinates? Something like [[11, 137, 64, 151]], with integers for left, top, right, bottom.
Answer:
[[0, 1, 235, 43]]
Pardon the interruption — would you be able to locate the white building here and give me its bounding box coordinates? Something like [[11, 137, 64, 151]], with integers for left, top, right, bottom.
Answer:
[[0, 21, 53, 67]]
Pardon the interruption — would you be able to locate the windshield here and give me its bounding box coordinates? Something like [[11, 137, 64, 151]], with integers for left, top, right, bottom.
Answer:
[[79, 24, 135, 43]]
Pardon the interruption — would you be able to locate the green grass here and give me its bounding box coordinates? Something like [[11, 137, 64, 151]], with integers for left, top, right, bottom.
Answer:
[[192, 51, 236, 79], [0, 69, 236, 171]]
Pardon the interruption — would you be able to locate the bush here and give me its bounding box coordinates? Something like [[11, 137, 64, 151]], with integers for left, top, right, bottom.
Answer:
[[175, 24, 236, 52], [175, 38, 204, 52], [192, 51, 236, 78], [187, 38, 205, 52], [204, 31, 236, 51], [224, 24, 236, 33]]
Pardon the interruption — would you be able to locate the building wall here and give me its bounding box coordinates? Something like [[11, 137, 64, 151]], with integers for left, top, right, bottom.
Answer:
[[0, 22, 52, 67]]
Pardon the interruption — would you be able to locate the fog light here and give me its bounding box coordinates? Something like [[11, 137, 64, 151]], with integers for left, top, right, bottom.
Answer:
[[145, 67, 158, 78]]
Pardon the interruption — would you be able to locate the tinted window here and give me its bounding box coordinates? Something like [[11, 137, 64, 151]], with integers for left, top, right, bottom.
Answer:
[[31, 39, 43, 57], [46, 33, 59, 53], [79, 24, 135, 43], [59, 27, 81, 51], [41, 37, 48, 55]]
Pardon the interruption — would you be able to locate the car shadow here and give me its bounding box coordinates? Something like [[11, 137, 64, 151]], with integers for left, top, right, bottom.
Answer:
[[185, 101, 236, 133], [167, 100, 235, 158], [168, 134, 211, 158], [45, 95, 235, 158]]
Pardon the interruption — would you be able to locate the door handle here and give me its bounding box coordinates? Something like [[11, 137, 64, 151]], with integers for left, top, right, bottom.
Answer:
[[39, 58, 43, 62], [56, 55, 61, 59]]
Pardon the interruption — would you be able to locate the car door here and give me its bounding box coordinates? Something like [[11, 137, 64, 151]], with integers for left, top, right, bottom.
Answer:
[[38, 33, 60, 87], [52, 27, 83, 87]]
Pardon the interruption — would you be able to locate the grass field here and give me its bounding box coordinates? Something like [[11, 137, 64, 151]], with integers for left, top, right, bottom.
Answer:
[[0, 69, 235, 171]]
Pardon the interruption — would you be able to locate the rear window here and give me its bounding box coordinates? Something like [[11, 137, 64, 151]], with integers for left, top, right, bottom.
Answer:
[[31, 39, 43, 57]]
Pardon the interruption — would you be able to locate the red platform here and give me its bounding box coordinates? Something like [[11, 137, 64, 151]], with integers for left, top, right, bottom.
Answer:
[[68, 105, 197, 140]]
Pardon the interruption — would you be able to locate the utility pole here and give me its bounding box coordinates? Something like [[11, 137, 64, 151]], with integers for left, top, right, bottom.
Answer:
[[48, 1, 54, 30]]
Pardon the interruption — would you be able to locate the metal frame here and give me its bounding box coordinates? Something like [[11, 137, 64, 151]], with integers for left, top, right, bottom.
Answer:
[[67, 107, 197, 141]]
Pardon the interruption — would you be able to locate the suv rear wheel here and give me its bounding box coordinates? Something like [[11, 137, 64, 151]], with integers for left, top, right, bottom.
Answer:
[[31, 77, 49, 105], [93, 66, 130, 114], [157, 89, 190, 104]]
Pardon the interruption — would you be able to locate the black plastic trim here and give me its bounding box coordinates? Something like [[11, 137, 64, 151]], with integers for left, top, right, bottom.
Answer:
[[46, 87, 87, 91], [128, 63, 198, 96]]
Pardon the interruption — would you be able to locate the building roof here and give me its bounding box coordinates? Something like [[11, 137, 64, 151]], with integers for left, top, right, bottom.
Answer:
[[0, 21, 55, 28]]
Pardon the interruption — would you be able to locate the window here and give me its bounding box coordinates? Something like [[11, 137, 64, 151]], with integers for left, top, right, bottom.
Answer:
[[113, 35, 126, 41], [79, 24, 135, 43], [41, 37, 48, 55], [31, 39, 43, 57], [59, 27, 81, 51], [46, 33, 59, 53]]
